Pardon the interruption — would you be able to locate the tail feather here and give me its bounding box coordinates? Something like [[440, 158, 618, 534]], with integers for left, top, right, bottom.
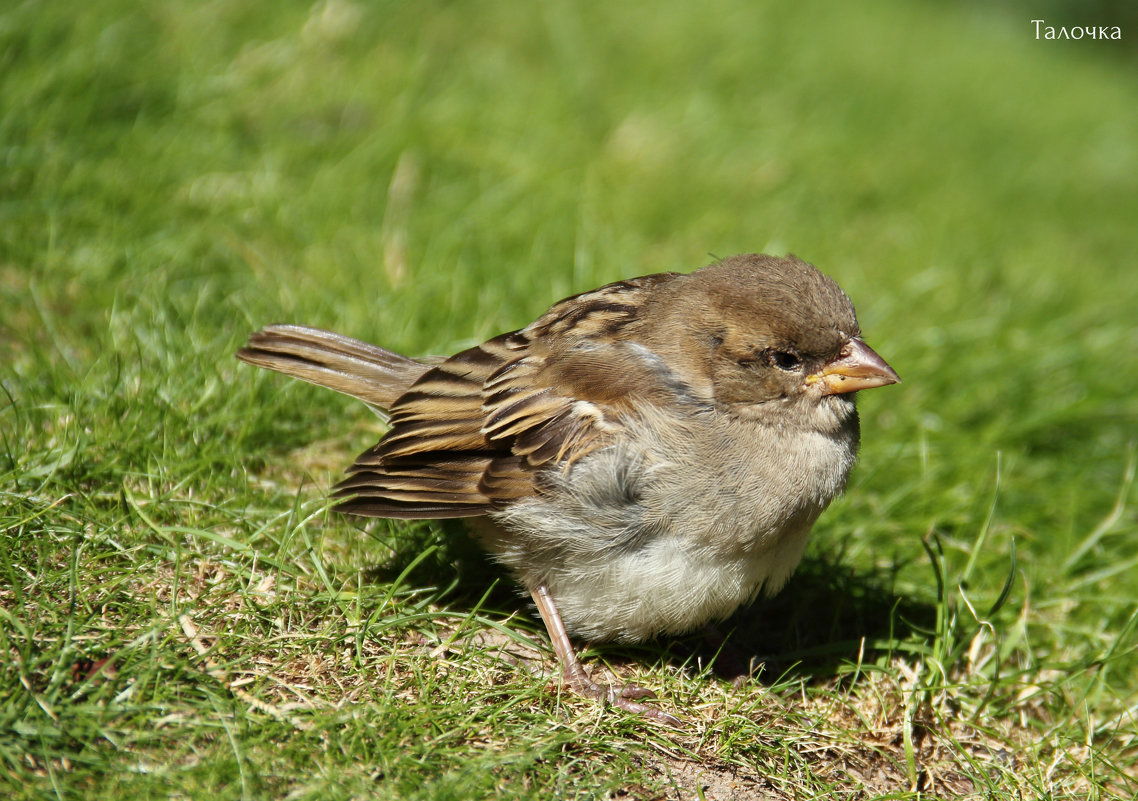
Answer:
[[237, 324, 430, 410]]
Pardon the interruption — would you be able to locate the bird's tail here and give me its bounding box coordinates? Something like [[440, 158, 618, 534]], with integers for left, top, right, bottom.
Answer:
[[237, 324, 431, 411]]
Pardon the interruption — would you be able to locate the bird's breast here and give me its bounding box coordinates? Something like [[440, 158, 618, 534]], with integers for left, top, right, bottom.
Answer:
[[486, 405, 859, 642]]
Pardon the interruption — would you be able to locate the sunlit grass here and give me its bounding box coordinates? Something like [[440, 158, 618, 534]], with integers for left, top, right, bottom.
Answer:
[[3, 0, 1136, 798]]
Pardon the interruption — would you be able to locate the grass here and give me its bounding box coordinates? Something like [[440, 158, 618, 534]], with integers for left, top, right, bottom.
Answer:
[[3, 0, 1137, 797]]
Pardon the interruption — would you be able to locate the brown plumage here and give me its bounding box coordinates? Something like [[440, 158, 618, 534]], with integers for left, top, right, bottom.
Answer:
[[238, 253, 900, 724]]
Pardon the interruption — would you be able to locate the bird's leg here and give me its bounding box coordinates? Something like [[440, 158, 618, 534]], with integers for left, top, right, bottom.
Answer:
[[531, 585, 681, 726]]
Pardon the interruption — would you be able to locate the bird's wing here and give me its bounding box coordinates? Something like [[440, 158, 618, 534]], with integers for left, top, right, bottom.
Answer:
[[334, 272, 695, 519]]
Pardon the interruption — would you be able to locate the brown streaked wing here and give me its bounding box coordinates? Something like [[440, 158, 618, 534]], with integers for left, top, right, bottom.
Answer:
[[520, 272, 678, 340], [349, 334, 520, 465], [470, 274, 691, 490], [477, 454, 534, 501], [333, 271, 689, 519], [335, 455, 497, 518], [333, 335, 525, 517]]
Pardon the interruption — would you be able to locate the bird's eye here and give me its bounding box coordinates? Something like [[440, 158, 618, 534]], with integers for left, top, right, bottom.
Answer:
[[765, 349, 802, 371]]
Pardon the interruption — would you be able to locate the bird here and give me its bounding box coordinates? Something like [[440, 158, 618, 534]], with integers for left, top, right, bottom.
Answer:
[[237, 253, 900, 724]]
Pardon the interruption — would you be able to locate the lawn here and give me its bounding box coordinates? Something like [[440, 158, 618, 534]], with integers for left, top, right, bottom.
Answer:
[[2, 0, 1137, 798]]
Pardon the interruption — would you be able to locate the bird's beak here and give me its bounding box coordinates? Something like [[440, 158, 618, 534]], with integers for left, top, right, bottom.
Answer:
[[806, 338, 900, 395]]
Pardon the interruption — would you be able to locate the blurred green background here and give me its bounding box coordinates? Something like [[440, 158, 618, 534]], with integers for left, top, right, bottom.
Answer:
[[2, 0, 1136, 797]]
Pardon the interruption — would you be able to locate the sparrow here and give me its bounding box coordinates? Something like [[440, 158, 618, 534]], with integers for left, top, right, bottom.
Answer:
[[237, 253, 900, 724]]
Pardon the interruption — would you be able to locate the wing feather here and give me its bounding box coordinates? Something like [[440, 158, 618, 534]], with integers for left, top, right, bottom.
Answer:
[[333, 273, 693, 518]]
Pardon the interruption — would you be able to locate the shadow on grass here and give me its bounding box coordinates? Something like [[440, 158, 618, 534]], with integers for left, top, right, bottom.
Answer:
[[358, 519, 935, 687]]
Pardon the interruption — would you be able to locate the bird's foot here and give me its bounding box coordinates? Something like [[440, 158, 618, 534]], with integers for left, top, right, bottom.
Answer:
[[560, 663, 682, 727], [531, 585, 682, 726]]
